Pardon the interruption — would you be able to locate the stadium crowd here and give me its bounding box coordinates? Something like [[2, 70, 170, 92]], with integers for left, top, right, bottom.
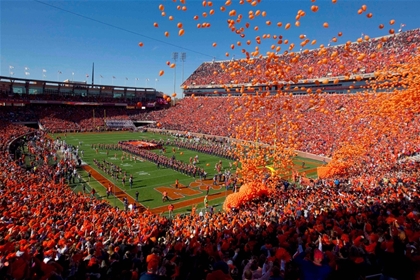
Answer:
[[0, 121, 419, 280], [1, 29, 420, 280], [182, 29, 420, 87]]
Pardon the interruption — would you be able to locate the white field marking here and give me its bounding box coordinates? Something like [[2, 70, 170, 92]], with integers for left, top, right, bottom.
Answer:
[[136, 171, 150, 176]]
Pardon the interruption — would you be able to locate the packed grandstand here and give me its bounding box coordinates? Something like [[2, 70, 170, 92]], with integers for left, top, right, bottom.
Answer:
[[0, 28, 420, 280]]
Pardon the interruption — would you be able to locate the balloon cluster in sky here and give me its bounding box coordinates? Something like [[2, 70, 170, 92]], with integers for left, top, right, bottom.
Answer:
[[138, 0, 419, 211]]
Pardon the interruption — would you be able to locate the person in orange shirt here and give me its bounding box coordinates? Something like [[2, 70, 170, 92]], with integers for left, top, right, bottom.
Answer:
[[168, 204, 174, 219], [162, 191, 169, 202]]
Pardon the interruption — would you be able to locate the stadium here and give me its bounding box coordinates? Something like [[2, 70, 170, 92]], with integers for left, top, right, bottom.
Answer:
[[1, 1, 420, 280]]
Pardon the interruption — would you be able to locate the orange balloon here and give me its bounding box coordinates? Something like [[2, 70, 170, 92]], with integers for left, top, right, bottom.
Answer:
[[389, 19, 395, 25], [179, 29, 185, 36], [367, 13, 373, 18], [323, 22, 329, 28], [159, 4, 164, 11], [389, 29, 395, 34], [361, 4, 367, 11], [277, 22, 282, 27], [169, 15, 174, 20], [193, 15, 199, 20], [171, 93, 176, 97], [161, 12, 166, 16], [159, 70, 164, 76], [153, 22, 159, 27], [332, 0, 337, 3], [311, 5, 318, 12], [379, 23, 384, 29], [357, 9, 363, 15], [138, 42, 144, 47], [338, 32, 343, 37], [164, 31, 169, 37], [170, 63, 176, 68], [177, 22, 183, 28], [212, 42, 217, 47], [285, 23, 291, 29], [182, 6, 187, 11]]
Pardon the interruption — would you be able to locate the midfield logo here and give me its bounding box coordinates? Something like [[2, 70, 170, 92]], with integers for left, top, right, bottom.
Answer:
[[155, 179, 224, 199]]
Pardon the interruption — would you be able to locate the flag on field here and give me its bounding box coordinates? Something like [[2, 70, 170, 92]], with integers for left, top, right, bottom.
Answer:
[[113, 76, 116, 79], [100, 75, 103, 78], [58, 71, 62, 74]]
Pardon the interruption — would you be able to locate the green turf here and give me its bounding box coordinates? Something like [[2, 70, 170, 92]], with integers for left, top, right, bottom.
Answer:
[[51, 131, 324, 210]]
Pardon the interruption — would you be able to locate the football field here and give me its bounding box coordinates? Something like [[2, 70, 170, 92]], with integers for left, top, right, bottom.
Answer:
[[52, 131, 323, 215]]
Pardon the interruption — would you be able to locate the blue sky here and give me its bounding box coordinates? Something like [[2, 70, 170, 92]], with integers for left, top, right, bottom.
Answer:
[[1, 0, 419, 96]]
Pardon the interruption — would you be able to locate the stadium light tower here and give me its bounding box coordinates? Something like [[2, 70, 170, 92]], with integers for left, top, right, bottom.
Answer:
[[181, 52, 186, 98], [172, 52, 178, 96]]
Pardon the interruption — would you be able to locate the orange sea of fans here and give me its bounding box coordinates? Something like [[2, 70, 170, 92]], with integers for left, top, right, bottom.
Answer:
[[1, 30, 420, 280]]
